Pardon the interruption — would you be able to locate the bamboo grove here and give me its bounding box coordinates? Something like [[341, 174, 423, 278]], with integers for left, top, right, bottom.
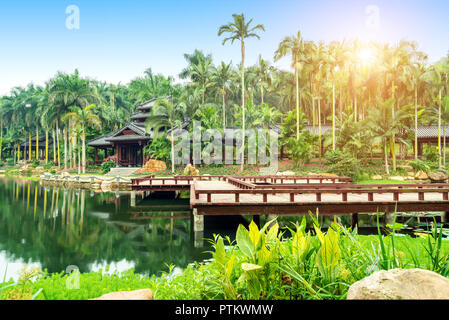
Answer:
[[0, 14, 448, 174]]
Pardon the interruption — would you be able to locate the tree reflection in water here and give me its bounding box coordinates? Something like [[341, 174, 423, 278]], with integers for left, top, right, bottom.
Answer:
[[0, 178, 207, 280]]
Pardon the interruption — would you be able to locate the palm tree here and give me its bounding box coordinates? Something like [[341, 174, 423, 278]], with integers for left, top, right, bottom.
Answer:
[[274, 31, 304, 140], [255, 55, 272, 104], [402, 60, 428, 159], [367, 99, 409, 174], [48, 70, 100, 169], [423, 57, 449, 167], [145, 98, 185, 173], [212, 61, 234, 129], [188, 58, 213, 104], [62, 104, 102, 174], [218, 13, 265, 171]]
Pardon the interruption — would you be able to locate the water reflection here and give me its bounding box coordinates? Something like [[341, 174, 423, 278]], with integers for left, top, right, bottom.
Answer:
[[1, 177, 447, 281], [0, 178, 206, 281]]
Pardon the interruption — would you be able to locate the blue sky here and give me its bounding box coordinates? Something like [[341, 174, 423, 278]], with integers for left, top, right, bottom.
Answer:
[[0, 0, 448, 95]]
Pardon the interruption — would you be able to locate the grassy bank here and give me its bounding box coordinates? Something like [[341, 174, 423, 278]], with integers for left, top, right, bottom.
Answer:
[[2, 215, 448, 300]]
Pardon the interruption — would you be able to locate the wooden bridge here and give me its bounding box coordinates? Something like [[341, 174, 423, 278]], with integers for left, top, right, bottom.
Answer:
[[131, 175, 449, 216]]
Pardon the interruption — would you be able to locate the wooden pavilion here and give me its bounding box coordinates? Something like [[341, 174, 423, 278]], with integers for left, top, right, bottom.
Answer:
[[88, 98, 160, 167]]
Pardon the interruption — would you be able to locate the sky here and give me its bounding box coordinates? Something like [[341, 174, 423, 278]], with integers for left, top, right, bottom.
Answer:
[[0, 0, 448, 95]]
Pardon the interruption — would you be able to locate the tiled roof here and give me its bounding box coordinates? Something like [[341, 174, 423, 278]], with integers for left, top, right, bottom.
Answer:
[[106, 135, 151, 142], [413, 125, 449, 138]]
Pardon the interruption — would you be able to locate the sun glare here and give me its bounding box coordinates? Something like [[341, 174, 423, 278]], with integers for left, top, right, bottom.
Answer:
[[357, 47, 375, 65]]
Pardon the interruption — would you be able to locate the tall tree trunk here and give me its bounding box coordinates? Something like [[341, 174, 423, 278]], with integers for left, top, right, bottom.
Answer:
[[260, 81, 264, 104], [391, 80, 396, 171], [318, 98, 322, 158], [78, 138, 81, 175], [222, 87, 226, 129], [438, 88, 442, 168], [240, 40, 245, 172], [171, 124, 175, 173], [45, 130, 49, 164], [82, 126, 86, 174], [384, 139, 390, 175], [295, 61, 300, 140], [53, 125, 57, 164], [414, 86, 418, 160], [36, 129, 39, 160], [64, 126, 68, 170], [332, 79, 335, 150]]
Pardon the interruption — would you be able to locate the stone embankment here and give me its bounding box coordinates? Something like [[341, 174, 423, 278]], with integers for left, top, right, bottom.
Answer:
[[40, 172, 132, 191]]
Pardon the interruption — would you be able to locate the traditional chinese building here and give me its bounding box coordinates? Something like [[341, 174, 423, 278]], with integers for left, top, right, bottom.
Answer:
[[88, 98, 159, 167]]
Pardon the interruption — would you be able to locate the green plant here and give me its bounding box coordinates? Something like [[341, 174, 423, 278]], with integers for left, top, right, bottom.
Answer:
[[32, 159, 40, 168], [144, 135, 171, 164], [101, 161, 116, 174], [325, 149, 361, 180], [423, 145, 439, 163], [408, 159, 431, 173]]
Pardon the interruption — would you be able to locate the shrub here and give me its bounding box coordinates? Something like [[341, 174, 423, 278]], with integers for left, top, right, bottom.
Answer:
[[6, 158, 14, 166], [408, 159, 431, 173], [423, 145, 439, 163], [0, 161, 4, 167], [43, 162, 54, 170], [101, 161, 116, 174], [325, 149, 361, 180], [32, 159, 40, 168]]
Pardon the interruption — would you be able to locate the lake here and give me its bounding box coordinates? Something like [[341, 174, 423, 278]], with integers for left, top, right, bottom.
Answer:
[[1, 177, 446, 281]]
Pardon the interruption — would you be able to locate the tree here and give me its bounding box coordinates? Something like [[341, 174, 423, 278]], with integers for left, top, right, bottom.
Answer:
[[62, 104, 102, 174], [367, 99, 409, 174], [218, 13, 265, 171], [423, 57, 449, 167], [274, 31, 304, 140], [145, 98, 185, 173], [212, 61, 234, 129]]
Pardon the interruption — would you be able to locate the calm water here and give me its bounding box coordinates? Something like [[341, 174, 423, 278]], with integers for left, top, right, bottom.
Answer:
[[1, 177, 447, 281], [0, 177, 223, 281]]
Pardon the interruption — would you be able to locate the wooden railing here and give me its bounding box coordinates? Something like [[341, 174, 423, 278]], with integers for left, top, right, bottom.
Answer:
[[131, 174, 351, 189], [191, 182, 449, 204]]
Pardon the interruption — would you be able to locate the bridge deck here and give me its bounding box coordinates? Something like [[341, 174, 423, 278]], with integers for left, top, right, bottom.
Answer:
[[131, 175, 449, 216]]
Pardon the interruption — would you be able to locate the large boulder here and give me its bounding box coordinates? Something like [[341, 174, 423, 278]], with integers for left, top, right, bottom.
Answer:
[[371, 175, 383, 180], [428, 171, 449, 183], [414, 170, 428, 180], [90, 289, 153, 300], [183, 164, 199, 176], [347, 268, 449, 300], [142, 159, 167, 173], [389, 176, 405, 181]]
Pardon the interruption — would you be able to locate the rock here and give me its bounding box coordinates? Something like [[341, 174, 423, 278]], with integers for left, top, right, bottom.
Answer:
[[319, 173, 338, 177], [142, 159, 167, 173], [415, 170, 428, 180], [90, 289, 153, 300], [347, 268, 449, 300], [276, 171, 295, 176], [428, 171, 449, 183], [389, 176, 405, 181], [371, 175, 383, 180], [183, 164, 199, 176]]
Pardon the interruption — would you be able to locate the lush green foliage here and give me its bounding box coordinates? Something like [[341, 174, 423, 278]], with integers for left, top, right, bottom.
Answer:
[[325, 149, 361, 180], [101, 161, 116, 174], [3, 215, 449, 300]]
